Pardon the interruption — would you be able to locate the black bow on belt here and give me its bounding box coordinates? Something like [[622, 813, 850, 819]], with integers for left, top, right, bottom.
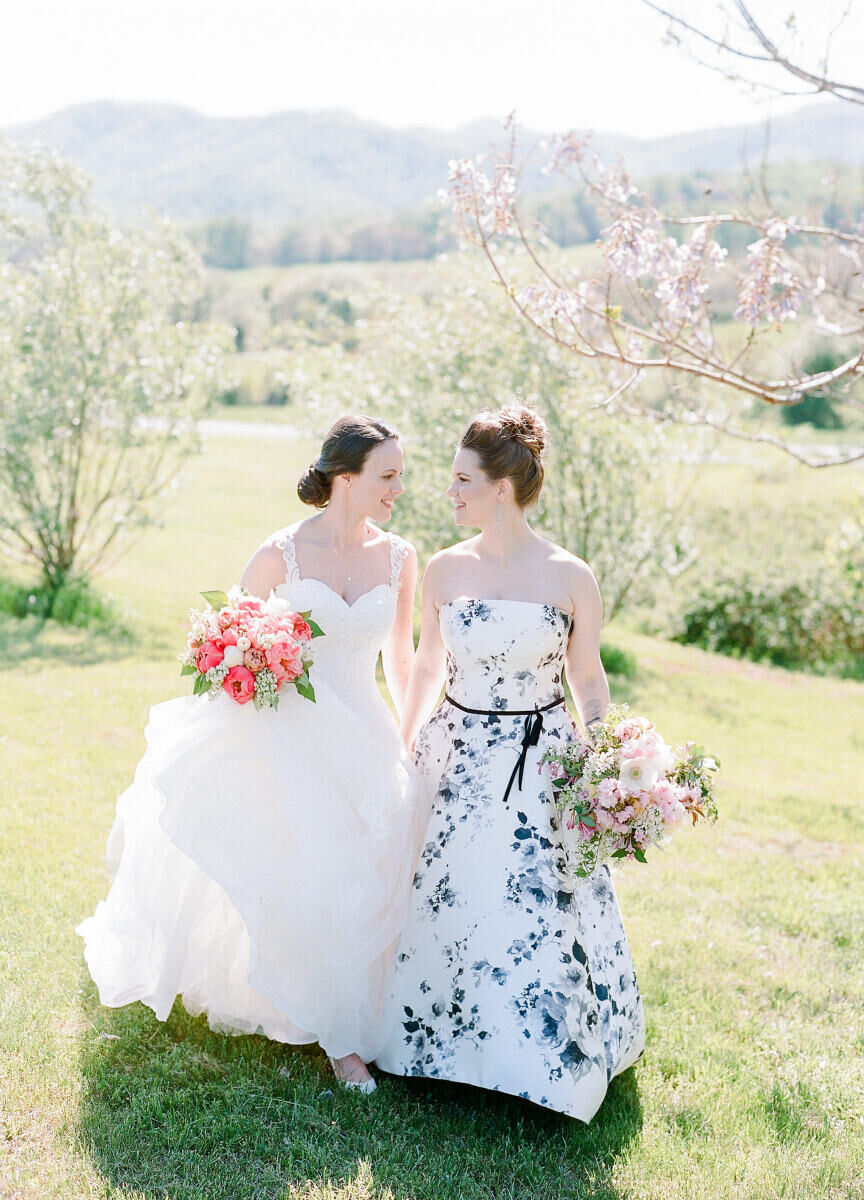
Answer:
[[443, 693, 565, 805]]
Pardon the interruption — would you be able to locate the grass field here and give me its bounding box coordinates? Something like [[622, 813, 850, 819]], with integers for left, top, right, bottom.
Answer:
[[2, 433, 863, 1200]]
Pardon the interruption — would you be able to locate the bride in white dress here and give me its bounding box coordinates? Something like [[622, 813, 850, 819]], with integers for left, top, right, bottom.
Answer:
[[77, 415, 425, 1091]]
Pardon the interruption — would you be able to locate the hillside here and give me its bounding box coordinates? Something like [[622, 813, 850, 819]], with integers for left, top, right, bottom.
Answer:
[[4, 99, 862, 223]]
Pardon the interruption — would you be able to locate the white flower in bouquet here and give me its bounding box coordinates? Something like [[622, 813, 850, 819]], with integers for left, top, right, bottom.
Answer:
[[222, 645, 244, 668], [618, 756, 661, 795], [264, 594, 290, 616]]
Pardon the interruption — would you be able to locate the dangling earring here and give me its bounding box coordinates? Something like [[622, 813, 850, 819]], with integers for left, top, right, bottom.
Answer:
[[496, 500, 503, 527]]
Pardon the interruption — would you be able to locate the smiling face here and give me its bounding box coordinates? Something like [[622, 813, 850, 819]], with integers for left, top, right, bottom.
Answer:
[[446, 447, 504, 527], [343, 437, 404, 522]]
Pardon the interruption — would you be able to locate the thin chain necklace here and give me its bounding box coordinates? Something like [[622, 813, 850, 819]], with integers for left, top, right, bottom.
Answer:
[[328, 522, 369, 584]]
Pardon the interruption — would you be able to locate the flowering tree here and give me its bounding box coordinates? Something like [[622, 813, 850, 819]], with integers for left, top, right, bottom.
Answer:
[[444, 3, 863, 468], [288, 270, 705, 619], [0, 143, 227, 611]]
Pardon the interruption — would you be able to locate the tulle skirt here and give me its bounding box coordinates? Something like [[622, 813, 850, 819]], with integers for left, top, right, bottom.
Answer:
[[77, 679, 425, 1061]]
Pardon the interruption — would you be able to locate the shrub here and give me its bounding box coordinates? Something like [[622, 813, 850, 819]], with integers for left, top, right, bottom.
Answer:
[[600, 643, 637, 678], [672, 571, 864, 679], [0, 575, 126, 632], [780, 351, 847, 429]]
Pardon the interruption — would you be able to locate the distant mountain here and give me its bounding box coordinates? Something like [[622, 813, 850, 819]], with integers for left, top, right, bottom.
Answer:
[[3, 100, 862, 224]]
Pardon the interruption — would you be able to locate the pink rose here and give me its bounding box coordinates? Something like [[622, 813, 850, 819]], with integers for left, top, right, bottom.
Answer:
[[243, 647, 268, 673], [222, 665, 256, 704], [196, 640, 225, 672]]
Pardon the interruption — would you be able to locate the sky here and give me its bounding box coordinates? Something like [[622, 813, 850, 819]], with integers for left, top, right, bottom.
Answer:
[[2, 0, 860, 139]]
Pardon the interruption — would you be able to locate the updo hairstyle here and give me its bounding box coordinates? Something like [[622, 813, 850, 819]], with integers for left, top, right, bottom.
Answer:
[[459, 404, 547, 507], [297, 415, 399, 507]]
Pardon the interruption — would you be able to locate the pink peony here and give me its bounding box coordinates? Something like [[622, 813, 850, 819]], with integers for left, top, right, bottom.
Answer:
[[196, 640, 225, 673], [222, 665, 256, 704], [613, 717, 653, 742], [266, 638, 304, 682], [215, 627, 239, 650]]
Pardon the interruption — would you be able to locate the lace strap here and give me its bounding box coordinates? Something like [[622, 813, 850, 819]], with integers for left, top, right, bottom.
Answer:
[[271, 527, 300, 584], [388, 533, 410, 591]]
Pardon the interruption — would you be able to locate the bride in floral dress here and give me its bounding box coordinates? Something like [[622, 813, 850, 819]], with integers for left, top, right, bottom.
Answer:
[[375, 406, 645, 1120]]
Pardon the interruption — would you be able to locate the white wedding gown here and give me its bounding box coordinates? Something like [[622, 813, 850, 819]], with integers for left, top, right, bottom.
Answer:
[[77, 529, 425, 1061]]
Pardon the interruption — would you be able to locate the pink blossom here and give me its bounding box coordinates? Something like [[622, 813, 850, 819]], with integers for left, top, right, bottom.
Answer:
[[446, 155, 517, 240], [735, 222, 803, 326], [658, 795, 686, 826], [596, 778, 621, 808], [222, 665, 255, 705], [543, 131, 591, 176]]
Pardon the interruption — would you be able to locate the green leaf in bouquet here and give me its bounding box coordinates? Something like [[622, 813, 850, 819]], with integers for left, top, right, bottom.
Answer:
[[180, 662, 197, 676], [611, 848, 628, 859], [579, 811, 597, 828], [201, 590, 230, 609], [294, 671, 316, 703], [192, 672, 212, 696], [634, 848, 648, 864], [298, 610, 325, 638]]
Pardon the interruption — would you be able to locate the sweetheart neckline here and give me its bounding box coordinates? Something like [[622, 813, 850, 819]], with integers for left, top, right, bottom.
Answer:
[[288, 577, 394, 610], [441, 597, 573, 621]]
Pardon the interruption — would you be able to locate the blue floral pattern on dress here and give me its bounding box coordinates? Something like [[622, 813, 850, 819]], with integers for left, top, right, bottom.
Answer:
[[375, 598, 645, 1122]]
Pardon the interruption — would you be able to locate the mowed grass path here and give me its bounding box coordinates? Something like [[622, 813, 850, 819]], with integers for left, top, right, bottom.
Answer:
[[1, 434, 863, 1200]]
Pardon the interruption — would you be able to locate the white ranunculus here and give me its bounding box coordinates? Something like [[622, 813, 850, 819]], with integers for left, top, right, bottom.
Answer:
[[236, 636, 251, 652], [223, 645, 244, 668], [618, 756, 660, 795]]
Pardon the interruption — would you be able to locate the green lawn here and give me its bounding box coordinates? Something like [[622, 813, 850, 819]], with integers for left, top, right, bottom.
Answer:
[[2, 434, 863, 1199]]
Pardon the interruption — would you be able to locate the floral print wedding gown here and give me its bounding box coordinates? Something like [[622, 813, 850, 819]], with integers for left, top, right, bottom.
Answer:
[[375, 598, 645, 1121]]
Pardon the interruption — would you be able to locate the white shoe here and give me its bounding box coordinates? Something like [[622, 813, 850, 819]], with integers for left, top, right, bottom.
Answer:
[[328, 1056, 377, 1094]]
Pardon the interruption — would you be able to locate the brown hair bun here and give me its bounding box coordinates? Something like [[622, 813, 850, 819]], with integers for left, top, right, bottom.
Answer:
[[296, 414, 399, 508], [459, 404, 547, 507]]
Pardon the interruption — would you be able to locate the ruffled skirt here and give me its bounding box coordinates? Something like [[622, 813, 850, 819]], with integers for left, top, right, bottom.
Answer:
[[77, 680, 424, 1061]]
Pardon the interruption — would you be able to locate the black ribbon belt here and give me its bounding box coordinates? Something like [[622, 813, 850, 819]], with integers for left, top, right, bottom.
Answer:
[[443, 693, 566, 805]]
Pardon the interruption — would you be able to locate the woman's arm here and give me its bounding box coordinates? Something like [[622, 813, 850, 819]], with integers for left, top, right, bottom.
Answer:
[[399, 554, 448, 751], [564, 562, 611, 741], [381, 544, 418, 718], [239, 543, 286, 601]]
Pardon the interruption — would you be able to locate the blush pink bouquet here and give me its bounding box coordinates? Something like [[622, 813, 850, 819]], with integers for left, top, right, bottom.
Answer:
[[179, 587, 322, 709], [542, 704, 719, 881]]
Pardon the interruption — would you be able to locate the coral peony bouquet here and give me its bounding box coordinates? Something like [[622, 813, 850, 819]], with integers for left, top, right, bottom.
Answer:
[[543, 703, 719, 882], [179, 588, 323, 709]]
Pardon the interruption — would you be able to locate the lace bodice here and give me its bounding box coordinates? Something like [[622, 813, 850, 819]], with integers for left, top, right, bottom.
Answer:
[[267, 527, 410, 712], [440, 598, 573, 710]]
